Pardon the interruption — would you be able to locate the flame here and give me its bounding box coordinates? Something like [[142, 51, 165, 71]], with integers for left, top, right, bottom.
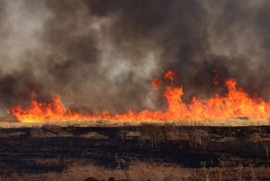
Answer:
[[164, 70, 177, 83], [9, 70, 270, 122], [10, 95, 94, 122], [151, 78, 162, 92]]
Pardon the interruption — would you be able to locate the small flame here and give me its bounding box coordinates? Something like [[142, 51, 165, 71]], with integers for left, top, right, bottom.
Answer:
[[164, 70, 177, 83], [151, 78, 162, 92], [9, 70, 270, 122]]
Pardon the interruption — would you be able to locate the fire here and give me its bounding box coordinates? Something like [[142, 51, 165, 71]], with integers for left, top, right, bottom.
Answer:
[[164, 70, 177, 83], [9, 70, 270, 122], [151, 78, 162, 92], [10, 95, 94, 122]]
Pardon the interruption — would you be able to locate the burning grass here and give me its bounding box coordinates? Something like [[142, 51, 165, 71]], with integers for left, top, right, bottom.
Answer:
[[8, 70, 270, 123]]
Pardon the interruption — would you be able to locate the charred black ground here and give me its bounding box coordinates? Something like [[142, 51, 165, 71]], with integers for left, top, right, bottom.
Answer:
[[0, 125, 270, 180], [0, 0, 270, 114]]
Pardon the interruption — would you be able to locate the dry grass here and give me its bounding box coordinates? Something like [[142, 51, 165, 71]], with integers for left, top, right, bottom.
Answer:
[[0, 162, 195, 181], [2, 162, 270, 181], [0, 116, 270, 128]]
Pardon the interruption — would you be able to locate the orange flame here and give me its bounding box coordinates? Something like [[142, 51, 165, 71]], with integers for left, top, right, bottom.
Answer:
[[164, 70, 177, 83], [9, 70, 270, 122]]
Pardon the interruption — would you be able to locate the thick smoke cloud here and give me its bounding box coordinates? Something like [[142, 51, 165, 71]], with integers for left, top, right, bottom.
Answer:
[[0, 0, 270, 115]]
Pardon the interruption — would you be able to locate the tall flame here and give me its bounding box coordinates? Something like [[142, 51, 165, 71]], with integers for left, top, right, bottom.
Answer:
[[9, 70, 270, 122]]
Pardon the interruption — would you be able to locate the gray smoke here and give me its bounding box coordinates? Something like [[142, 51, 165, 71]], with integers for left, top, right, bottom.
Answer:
[[0, 0, 270, 115]]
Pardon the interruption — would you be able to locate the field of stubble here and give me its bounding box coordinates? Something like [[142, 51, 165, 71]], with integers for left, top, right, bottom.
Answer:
[[0, 117, 270, 181]]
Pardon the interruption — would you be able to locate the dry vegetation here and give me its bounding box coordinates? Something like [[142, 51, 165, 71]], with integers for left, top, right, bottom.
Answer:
[[2, 161, 270, 181], [1, 115, 270, 128], [0, 162, 194, 181], [0, 116, 270, 180]]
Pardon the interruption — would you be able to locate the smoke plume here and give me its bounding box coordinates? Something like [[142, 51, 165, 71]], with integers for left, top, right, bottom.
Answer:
[[0, 0, 270, 114]]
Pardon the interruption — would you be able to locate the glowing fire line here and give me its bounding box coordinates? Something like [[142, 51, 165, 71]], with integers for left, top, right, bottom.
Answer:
[[9, 70, 270, 122]]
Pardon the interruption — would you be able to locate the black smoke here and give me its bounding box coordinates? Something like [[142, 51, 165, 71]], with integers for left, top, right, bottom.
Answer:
[[0, 0, 270, 114]]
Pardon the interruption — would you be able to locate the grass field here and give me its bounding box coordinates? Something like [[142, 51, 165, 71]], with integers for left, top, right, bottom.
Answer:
[[0, 115, 270, 128], [3, 161, 270, 181]]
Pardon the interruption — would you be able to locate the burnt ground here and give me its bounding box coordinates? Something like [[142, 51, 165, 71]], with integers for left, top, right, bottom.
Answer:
[[0, 125, 270, 180]]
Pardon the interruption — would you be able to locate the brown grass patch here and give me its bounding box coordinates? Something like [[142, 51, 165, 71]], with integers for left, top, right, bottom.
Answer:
[[0, 116, 270, 128]]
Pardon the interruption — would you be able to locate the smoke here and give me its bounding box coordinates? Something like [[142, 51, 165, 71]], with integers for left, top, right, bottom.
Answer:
[[0, 0, 270, 114]]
